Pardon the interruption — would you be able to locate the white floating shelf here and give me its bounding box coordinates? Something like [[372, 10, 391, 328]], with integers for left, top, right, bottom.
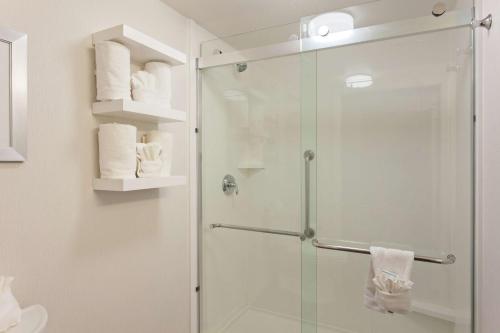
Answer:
[[93, 100, 186, 123], [92, 24, 186, 65], [94, 176, 186, 192]]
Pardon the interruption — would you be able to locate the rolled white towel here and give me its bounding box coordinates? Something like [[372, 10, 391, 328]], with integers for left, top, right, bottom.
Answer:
[[144, 61, 172, 108], [98, 124, 137, 179], [95, 41, 131, 101], [136, 142, 162, 178], [146, 131, 173, 176], [131, 71, 157, 103], [0, 277, 21, 332]]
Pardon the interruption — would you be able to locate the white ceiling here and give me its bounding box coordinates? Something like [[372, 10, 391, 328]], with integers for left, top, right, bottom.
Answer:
[[161, 0, 378, 37]]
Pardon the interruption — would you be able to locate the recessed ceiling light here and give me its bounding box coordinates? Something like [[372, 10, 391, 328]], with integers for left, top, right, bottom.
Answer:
[[345, 74, 373, 88]]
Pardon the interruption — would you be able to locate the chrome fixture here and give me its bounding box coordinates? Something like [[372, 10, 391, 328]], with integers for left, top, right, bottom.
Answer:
[[474, 14, 493, 30], [432, 3, 447, 17], [236, 63, 247, 72], [211, 223, 306, 241], [312, 239, 456, 265], [222, 174, 239, 195], [303, 150, 315, 238]]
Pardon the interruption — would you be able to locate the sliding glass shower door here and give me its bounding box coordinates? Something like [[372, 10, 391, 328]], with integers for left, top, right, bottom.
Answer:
[[313, 26, 473, 333], [200, 52, 317, 333], [199, 6, 474, 333]]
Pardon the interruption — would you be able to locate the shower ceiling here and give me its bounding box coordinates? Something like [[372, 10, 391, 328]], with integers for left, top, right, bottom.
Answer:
[[161, 0, 377, 36], [161, 0, 461, 38]]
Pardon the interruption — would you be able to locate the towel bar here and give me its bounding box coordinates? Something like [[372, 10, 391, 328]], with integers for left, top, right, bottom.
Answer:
[[210, 223, 306, 240], [312, 239, 456, 265]]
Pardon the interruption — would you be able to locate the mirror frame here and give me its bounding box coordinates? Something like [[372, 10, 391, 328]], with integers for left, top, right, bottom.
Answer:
[[0, 26, 27, 162]]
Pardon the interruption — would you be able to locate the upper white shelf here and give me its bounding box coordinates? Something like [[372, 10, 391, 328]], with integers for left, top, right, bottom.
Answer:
[[92, 24, 186, 65], [93, 99, 186, 123]]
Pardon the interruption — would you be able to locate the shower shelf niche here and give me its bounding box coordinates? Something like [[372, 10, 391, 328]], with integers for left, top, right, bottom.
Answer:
[[92, 100, 186, 123], [92, 24, 186, 65], [237, 163, 265, 170], [93, 176, 186, 191]]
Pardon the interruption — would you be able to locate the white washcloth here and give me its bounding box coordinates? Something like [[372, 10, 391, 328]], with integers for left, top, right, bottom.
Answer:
[[364, 247, 414, 314], [98, 124, 137, 179], [136, 142, 162, 178], [144, 61, 172, 107], [95, 41, 131, 101], [0, 277, 21, 332], [131, 71, 157, 103], [146, 131, 173, 176]]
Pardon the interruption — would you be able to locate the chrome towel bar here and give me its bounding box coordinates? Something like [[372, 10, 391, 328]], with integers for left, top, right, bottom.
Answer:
[[312, 239, 456, 265], [210, 223, 306, 240]]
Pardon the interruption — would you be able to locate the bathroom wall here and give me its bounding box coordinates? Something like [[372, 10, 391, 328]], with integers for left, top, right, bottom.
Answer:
[[477, 0, 500, 332], [0, 0, 205, 332]]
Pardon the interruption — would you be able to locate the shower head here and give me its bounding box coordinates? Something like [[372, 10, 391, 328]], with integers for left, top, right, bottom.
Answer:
[[236, 63, 247, 72], [432, 2, 447, 17]]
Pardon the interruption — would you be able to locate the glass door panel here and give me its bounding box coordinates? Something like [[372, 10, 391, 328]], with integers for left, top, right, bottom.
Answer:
[[201, 52, 317, 333], [314, 27, 473, 333]]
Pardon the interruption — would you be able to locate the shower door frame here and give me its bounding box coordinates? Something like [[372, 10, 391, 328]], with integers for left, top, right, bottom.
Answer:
[[195, 7, 490, 332]]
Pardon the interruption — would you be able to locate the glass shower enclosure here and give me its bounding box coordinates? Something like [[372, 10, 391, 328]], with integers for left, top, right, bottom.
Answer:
[[198, 1, 476, 332]]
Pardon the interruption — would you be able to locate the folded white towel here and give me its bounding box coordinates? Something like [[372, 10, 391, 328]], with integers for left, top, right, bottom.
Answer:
[[144, 61, 172, 107], [0, 277, 21, 332], [131, 71, 157, 103], [364, 246, 414, 314], [98, 124, 137, 179], [95, 41, 131, 101], [136, 142, 162, 178], [146, 131, 173, 176]]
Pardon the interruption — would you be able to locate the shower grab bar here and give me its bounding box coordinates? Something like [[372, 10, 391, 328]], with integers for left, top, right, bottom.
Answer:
[[312, 239, 456, 265], [210, 223, 306, 240]]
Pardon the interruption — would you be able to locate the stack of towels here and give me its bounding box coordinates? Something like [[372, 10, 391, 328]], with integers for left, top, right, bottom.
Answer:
[[98, 124, 174, 179], [364, 247, 415, 314], [95, 41, 173, 108], [0, 277, 21, 332]]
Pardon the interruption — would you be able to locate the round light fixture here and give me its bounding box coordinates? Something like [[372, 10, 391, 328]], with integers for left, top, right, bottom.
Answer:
[[345, 74, 373, 88]]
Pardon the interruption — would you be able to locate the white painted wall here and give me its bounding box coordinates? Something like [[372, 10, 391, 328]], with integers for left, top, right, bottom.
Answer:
[[0, 0, 204, 332], [477, 1, 500, 333]]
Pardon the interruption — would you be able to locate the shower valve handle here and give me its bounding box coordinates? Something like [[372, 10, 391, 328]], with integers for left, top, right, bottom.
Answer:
[[222, 174, 239, 195]]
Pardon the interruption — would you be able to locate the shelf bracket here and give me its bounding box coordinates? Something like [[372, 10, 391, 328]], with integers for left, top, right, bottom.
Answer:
[[473, 14, 493, 30]]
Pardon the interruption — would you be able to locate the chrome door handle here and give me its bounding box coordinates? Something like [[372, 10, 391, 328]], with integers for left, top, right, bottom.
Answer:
[[304, 150, 315, 238]]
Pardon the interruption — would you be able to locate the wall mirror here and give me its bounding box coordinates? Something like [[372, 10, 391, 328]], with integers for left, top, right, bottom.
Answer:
[[0, 26, 27, 162]]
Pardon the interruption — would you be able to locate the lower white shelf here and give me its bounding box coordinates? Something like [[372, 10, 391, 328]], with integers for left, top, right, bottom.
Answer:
[[93, 176, 186, 191]]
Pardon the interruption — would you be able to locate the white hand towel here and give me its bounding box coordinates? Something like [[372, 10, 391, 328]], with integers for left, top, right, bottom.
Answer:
[[136, 142, 162, 178], [146, 131, 173, 176], [364, 247, 414, 314], [98, 124, 137, 179], [144, 61, 172, 108], [0, 277, 21, 332], [95, 41, 131, 101], [131, 71, 157, 103]]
